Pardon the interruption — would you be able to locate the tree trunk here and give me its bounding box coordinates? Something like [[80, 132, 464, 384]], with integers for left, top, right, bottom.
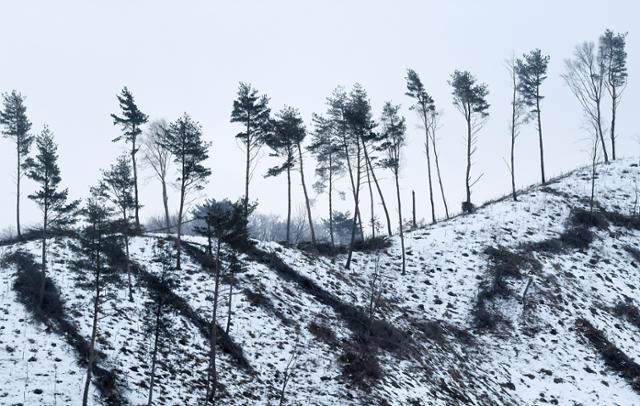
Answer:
[[297, 143, 316, 244], [286, 166, 291, 246], [83, 235, 101, 406], [430, 130, 449, 219], [394, 170, 406, 275], [225, 267, 234, 335], [206, 240, 222, 404], [365, 160, 375, 238], [244, 120, 251, 219], [345, 140, 362, 269], [147, 286, 163, 406], [511, 80, 518, 201], [342, 136, 364, 240], [132, 138, 141, 231], [38, 196, 48, 309], [610, 87, 617, 160], [362, 140, 392, 236], [176, 160, 186, 269], [161, 177, 170, 231], [465, 111, 472, 207], [536, 92, 546, 184], [328, 152, 334, 247], [596, 96, 609, 163], [124, 230, 133, 302], [16, 141, 21, 238], [423, 112, 436, 223]]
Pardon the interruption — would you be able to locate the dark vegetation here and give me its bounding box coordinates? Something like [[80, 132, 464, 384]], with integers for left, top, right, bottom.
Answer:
[[473, 246, 541, 330], [575, 318, 640, 393], [242, 245, 412, 386], [612, 301, 640, 331], [103, 241, 253, 372], [1, 250, 125, 405]]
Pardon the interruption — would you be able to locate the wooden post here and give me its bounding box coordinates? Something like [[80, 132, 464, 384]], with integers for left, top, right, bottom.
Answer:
[[412, 190, 417, 228]]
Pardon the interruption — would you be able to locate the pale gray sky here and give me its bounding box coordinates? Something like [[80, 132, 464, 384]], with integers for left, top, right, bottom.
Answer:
[[0, 0, 638, 233]]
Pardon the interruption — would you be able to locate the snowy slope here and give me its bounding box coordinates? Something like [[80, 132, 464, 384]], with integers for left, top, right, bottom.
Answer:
[[1, 159, 640, 405]]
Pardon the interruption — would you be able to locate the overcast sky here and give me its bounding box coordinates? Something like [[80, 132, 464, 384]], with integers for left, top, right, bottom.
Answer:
[[0, 0, 638, 234]]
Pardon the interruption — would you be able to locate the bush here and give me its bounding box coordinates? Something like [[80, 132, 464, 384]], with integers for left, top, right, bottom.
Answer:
[[339, 343, 382, 386]]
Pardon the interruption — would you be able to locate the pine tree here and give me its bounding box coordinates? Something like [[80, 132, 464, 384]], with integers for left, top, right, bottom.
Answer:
[[0, 90, 33, 238], [325, 87, 364, 240], [230, 82, 271, 218], [265, 107, 315, 245], [193, 198, 252, 404], [111, 87, 149, 230], [79, 189, 113, 406], [344, 84, 377, 269], [378, 102, 407, 274], [100, 155, 137, 301], [517, 49, 550, 183], [309, 113, 346, 247], [405, 69, 439, 223], [599, 29, 628, 161], [24, 126, 78, 308], [507, 56, 524, 201], [162, 113, 211, 269], [449, 70, 490, 213]]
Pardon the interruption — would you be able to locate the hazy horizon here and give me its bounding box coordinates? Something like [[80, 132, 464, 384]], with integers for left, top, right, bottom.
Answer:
[[1, 0, 638, 235]]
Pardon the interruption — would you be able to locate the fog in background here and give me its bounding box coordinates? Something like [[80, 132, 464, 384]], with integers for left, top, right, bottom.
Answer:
[[0, 0, 638, 235]]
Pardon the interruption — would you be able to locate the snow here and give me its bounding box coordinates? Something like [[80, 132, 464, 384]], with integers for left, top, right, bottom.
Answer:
[[1, 159, 640, 405]]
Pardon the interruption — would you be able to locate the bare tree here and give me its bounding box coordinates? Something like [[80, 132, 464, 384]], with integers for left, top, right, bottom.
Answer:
[[141, 119, 173, 231], [562, 42, 608, 163]]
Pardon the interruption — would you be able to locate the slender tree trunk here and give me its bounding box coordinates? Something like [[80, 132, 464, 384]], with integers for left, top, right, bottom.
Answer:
[[365, 160, 375, 238], [147, 286, 163, 406], [423, 112, 436, 223], [286, 166, 291, 246], [297, 143, 316, 244], [345, 140, 362, 269], [16, 142, 21, 238], [511, 81, 518, 201], [206, 240, 222, 404], [83, 236, 101, 406], [328, 152, 335, 247], [430, 130, 449, 219], [610, 87, 617, 161], [465, 111, 472, 208], [411, 190, 416, 228], [244, 120, 252, 219], [362, 140, 392, 236], [176, 160, 186, 269], [536, 94, 546, 184], [596, 97, 609, 163], [38, 195, 48, 309], [342, 136, 364, 240], [124, 229, 133, 302], [394, 170, 406, 275], [161, 178, 170, 231], [132, 138, 140, 231], [225, 267, 233, 335], [590, 135, 598, 212]]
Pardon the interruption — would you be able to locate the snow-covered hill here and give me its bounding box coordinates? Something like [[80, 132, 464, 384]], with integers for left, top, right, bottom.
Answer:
[[2, 159, 640, 405]]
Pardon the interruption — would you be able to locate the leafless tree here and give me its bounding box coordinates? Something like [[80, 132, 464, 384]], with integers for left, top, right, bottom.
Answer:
[[141, 119, 173, 231], [562, 42, 609, 163]]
